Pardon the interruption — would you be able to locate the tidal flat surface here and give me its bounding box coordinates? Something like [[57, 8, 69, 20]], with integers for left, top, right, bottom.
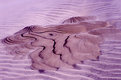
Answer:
[[0, 0, 121, 80]]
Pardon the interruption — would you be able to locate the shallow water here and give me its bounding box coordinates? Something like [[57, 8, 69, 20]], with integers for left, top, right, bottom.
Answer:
[[0, 0, 121, 80]]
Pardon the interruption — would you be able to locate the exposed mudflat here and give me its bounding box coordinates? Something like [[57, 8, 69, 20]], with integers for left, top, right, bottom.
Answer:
[[0, 0, 121, 80]]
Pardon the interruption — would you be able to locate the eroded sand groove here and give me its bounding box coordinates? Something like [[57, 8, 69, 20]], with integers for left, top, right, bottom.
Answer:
[[1, 16, 120, 71]]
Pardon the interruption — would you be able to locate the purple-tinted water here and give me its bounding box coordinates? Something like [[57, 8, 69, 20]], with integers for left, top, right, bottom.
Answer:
[[0, 0, 121, 80]]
